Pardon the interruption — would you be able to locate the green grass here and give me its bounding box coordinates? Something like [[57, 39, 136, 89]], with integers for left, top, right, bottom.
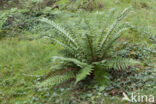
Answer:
[[0, 37, 60, 103]]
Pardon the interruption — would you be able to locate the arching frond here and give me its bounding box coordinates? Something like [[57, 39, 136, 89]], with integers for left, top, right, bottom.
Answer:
[[102, 28, 128, 56], [51, 38, 74, 51], [105, 57, 140, 70], [38, 71, 75, 88], [99, 7, 131, 51], [52, 56, 88, 68], [40, 18, 78, 47], [75, 65, 94, 84]]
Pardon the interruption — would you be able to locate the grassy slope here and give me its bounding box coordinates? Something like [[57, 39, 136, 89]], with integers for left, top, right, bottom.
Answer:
[[0, 38, 60, 103], [0, 0, 155, 104]]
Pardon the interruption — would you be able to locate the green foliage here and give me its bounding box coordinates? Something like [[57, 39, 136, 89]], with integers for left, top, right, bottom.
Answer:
[[0, 0, 43, 10], [57, 0, 104, 11], [76, 65, 93, 84], [106, 65, 156, 96], [0, 8, 15, 38], [0, 8, 19, 29], [0, 7, 59, 39], [0, 8, 27, 38], [39, 7, 140, 88], [117, 42, 155, 64], [38, 71, 75, 88], [105, 57, 139, 70]]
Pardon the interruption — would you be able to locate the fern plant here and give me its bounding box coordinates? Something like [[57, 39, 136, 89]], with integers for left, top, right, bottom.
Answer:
[[39, 7, 140, 88]]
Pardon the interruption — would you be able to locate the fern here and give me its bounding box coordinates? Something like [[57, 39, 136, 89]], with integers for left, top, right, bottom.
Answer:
[[38, 71, 75, 87], [105, 57, 140, 70], [99, 7, 131, 51], [39, 7, 140, 88], [0, 13, 7, 29], [102, 28, 128, 56], [75, 65, 94, 84], [40, 18, 78, 48], [52, 56, 88, 68], [51, 38, 74, 52]]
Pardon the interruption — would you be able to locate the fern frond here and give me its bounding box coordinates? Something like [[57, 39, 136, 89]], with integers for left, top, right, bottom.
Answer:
[[40, 18, 78, 47], [99, 8, 116, 39], [51, 56, 94, 84], [51, 38, 75, 51], [102, 28, 128, 54], [75, 65, 94, 84], [0, 12, 8, 29], [38, 71, 75, 88], [99, 7, 131, 51], [52, 56, 88, 68], [105, 57, 139, 70]]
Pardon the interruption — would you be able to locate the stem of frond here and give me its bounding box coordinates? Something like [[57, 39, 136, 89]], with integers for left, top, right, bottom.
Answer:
[[85, 33, 94, 62]]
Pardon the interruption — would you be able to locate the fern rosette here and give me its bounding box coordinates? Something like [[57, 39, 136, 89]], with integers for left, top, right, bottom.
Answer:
[[39, 7, 140, 88]]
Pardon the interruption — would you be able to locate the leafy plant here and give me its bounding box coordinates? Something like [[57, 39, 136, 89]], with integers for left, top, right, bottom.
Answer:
[[0, 8, 20, 38], [0, 8, 19, 30], [116, 42, 155, 64], [38, 7, 140, 88]]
